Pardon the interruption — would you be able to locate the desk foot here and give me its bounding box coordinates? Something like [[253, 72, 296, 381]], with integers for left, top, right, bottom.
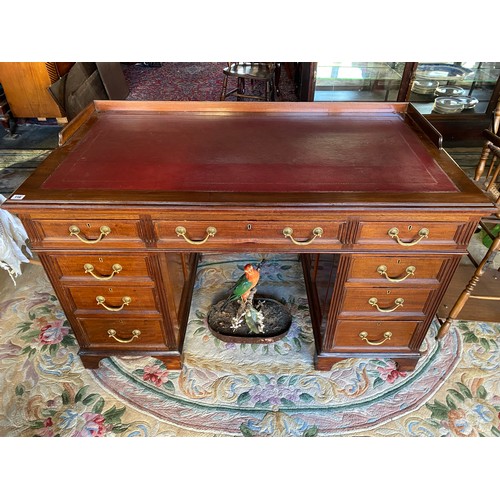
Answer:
[[392, 356, 419, 372], [315, 352, 420, 372], [79, 351, 182, 370]]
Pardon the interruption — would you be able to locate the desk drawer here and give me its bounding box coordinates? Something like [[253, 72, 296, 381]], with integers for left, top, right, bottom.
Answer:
[[154, 220, 342, 250], [356, 221, 462, 250], [332, 320, 418, 350], [33, 219, 145, 249], [347, 256, 445, 286], [55, 254, 151, 282], [67, 285, 158, 313], [340, 287, 432, 318], [78, 318, 167, 348]]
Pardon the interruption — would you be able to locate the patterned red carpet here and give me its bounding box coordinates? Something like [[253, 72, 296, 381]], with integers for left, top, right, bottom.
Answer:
[[122, 62, 299, 102]]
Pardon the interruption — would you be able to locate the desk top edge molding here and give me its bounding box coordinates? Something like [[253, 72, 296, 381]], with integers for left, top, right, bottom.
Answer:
[[60, 100, 414, 145]]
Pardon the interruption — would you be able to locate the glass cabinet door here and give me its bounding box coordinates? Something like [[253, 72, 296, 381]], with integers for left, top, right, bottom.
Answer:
[[409, 62, 500, 115], [313, 62, 405, 101]]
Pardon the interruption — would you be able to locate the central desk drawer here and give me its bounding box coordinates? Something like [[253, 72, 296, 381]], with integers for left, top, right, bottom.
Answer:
[[67, 285, 158, 313], [154, 220, 342, 249], [33, 219, 145, 249]]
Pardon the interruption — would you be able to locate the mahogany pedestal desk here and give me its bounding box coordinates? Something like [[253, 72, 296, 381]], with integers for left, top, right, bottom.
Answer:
[[4, 101, 494, 371]]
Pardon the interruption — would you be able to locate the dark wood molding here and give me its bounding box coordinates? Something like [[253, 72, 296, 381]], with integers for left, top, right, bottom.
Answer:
[[297, 62, 316, 102], [397, 62, 418, 102]]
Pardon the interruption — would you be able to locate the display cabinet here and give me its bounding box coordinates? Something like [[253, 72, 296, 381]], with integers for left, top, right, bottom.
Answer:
[[409, 62, 500, 115], [314, 62, 407, 102], [303, 62, 500, 143]]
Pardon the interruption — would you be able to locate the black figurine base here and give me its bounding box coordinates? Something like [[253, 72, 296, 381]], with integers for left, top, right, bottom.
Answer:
[[207, 297, 292, 344]]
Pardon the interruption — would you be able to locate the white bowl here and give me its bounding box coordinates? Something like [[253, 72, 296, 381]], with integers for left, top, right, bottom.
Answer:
[[452, 95, 479, 109], [433, 97, 464, 114], [412, 79, 440, 95], [434, 86, 466, 97]]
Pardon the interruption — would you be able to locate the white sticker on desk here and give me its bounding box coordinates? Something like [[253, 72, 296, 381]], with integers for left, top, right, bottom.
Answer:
[[10, 194, 25, 200]]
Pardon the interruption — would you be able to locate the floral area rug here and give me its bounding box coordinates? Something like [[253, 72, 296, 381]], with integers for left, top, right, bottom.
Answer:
[[1, 253, 499, 437]]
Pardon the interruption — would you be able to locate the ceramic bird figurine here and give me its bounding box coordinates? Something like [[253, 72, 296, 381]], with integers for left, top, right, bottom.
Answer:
[[222, 260, 264, 309]]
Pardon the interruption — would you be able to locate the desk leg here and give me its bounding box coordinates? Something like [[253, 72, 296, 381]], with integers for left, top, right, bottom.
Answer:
[[79, 352, 183, 370], [315, 353, 420, 372]]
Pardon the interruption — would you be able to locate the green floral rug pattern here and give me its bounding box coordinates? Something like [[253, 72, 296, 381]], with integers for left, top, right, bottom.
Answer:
[[1, 257, 499, 437]]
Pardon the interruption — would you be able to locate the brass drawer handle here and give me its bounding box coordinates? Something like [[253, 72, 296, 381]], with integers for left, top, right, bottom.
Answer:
[[283, 227, 323, 246], [369, 297, 404, 312], [377, 265, 416, 282], [69, 225, 111, 244], [388, 227, 429, 246], [96, 295, 131, 311], [175, 226, 217, 245], [359, 331, 392, 346], [107, 328, 141, 343], [84, 263, 122, 281]]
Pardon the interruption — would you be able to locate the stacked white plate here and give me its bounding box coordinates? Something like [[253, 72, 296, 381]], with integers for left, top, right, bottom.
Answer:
[[411, 79, 439, 95], [434, 86, 466, 97], [433, 97, 465, 114], [452, 95, 479, 109]]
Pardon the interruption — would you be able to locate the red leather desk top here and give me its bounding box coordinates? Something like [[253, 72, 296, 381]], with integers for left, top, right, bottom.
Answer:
[[42, 112, 457, 193]]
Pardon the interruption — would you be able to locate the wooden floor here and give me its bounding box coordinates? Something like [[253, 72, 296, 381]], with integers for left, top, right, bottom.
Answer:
[[438, 263, 500, 323]]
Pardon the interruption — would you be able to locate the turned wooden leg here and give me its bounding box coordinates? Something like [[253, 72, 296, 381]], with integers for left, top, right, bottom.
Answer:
[[437, 233, 500, 339], [474, 143, 491, 181], [237, 77, 245, 100], [220, 75, 228, 101]]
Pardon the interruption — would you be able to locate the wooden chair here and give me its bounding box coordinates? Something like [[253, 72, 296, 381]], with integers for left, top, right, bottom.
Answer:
[[437, 104, 500, 338], [474, 103, 500, 183], [220, 63, 277, 101]]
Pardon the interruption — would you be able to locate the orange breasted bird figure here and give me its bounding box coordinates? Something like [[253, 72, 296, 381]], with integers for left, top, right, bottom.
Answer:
[[223, 261, 263, 308]]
